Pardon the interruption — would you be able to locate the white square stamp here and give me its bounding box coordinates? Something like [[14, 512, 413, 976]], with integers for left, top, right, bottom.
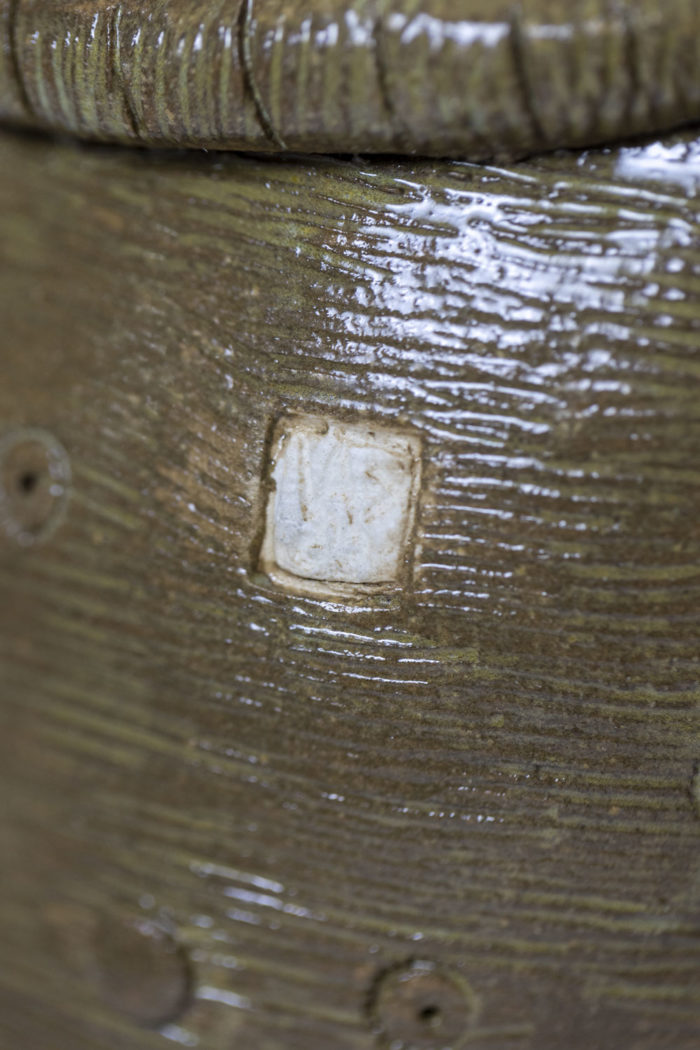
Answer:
[[259, 415, 421, 598]]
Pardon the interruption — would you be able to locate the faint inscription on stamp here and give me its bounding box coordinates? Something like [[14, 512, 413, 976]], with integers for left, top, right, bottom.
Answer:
[[260, 416, 421, 598]]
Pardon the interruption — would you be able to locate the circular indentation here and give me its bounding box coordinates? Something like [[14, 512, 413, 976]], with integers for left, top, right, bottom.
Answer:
[[0, 429, 71, 545], [93, 918, 192, 1028], [418, 1004, 440, 1026], [19, 470, 39, 493], [368, 960, 477, 1050]]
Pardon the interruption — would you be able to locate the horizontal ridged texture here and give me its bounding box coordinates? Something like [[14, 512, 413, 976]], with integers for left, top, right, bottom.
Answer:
[[0, 0, 700, 155], [0, 129, 699, 1048]]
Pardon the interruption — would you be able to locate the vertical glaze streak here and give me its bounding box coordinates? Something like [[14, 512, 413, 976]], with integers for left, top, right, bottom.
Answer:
[[0, 0, 29, 122], [0, 0, 699, 155], [241, 0, 287, 148]]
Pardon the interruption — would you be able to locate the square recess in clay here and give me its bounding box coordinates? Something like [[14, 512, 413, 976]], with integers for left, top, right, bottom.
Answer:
[[259, 415, 422, 598]]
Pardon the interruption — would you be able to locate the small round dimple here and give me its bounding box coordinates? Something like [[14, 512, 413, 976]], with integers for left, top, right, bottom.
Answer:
[[93, 917, 192, 1028], [0, 429, 71, 545], [368, 960, 477, 1050], [18, 470, 38, 493]]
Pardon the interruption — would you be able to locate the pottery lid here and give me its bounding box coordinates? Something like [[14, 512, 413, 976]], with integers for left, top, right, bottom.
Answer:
[[1, 0, 699, 158]]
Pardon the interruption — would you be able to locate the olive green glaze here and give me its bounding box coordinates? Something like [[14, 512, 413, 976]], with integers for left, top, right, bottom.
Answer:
[[0, 0, 22, 123], [1, 0, 700, 157], [0, 126, 699, 1049]]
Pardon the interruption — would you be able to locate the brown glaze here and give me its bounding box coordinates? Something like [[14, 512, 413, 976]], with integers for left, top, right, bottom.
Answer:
[[1, 0, 700, 157], [0, 127, 699, 1048], [368, 961, 478, 1049], [92, 917, 193, 1028]]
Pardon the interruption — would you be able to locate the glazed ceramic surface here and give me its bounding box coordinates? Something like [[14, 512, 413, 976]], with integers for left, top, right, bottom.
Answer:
[[0, 126, 699, 1050], [1, 2, 700, 1048]]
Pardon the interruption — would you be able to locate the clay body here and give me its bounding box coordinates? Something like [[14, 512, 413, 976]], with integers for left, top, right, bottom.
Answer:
[[0, 126, 699, 1049]]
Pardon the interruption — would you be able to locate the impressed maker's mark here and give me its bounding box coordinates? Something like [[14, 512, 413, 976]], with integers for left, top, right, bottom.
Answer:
[[259, 416, 421, 599]]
